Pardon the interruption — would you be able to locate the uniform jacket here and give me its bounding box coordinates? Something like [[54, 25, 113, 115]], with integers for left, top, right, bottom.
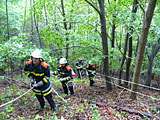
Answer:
[[86, 65, 96, 75], [24, 60, 52, 96], [76, 61, 84, 68], [57, 64, 73, 79]]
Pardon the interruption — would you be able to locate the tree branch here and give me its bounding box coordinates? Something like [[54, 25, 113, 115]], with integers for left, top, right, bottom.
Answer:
[[80, 98, 160, 119], [50, 45, 103, 53], [146, 43, 150, 58], [137, 0, 145, 13], [85, 0, 101, 15]]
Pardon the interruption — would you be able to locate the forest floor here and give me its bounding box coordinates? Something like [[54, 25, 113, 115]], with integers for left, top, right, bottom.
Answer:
[[0, 75, 160, 120]]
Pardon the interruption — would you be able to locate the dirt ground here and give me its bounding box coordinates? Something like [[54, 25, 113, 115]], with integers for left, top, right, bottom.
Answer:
[[0, 77, 160, 120]]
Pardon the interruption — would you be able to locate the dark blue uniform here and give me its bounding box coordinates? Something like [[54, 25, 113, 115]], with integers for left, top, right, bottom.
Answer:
[[55, 64, 74, 95], [76, 60, 84, 79], [24, 60, 57, 110], [86, 65, 96, 86]]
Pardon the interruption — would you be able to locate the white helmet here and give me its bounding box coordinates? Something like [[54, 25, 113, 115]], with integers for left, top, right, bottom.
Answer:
[[59, 58, 67, 64], [89, 60, 92, 65], [31, 49, 42, 58]]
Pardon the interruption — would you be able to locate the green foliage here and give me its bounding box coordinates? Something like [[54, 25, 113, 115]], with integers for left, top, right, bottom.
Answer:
[[0, 35, 33, 71], [0, 0, 159, 86], [89, 104, 100, 119]]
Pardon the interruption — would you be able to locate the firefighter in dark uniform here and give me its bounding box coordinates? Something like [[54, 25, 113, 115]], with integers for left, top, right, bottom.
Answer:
[[54, 58, 74, 96], [86, 60, 96, 86], [76, 59, 84, 79], [24, 49, 57, 111]]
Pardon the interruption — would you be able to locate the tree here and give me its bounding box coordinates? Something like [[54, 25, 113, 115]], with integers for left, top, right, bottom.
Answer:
[[61, 0, 69, 59], [145, 38, 160, 86], [6, 0, 9, 40], [85, 0, 112, 90], [125, 0, 139, 86], [130, 0, 157, 100]]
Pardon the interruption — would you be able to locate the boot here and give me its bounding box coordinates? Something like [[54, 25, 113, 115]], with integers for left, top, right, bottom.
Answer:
[[53, 105, 58, 112], [62, 84, 68, 95], [45, 94, 58, 112], [90, 80, 94, 86], [51, 101, 58, 112], [69, 86, 74, 95], [36, 106, 44, 110]]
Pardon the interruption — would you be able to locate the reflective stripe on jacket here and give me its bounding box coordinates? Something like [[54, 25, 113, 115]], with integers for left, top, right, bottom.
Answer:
[[24, 60, 52, 96]]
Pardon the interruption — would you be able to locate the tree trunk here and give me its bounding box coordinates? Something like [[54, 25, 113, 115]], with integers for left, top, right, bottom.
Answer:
[[98, 0, 112, 90], [145, 38, 160, 86], [30, 0, 33, 42], [6, 0, 9, 40], [44, 0, 48, 26], [125, 0, 138, 86], [85, 0, 112, 90], [23, 0, 27, 33], [61, 0, 69, 59], [33, 0, 42, 48], [110, 0, 116, 48], [118, 32, 128, 85], [130, 0, 157, 100], [145, 57, 154, 86], [111, 24, 115, 48]]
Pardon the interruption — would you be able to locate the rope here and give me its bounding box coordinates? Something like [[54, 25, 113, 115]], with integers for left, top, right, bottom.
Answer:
[[94, 72, 160, 101], [104, 80, 160, 101], [0, 87, 33, 108], [98, 73, 160, 91], [52, 88, 67, 103]]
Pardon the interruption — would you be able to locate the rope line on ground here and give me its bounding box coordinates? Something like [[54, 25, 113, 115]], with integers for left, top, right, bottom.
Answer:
[[52, 72, 160, 101], [0, 77, 67, 108], [52, 73, 160, 95], [97, 73, 160, 91], [52, 87, 67, 103], [103, 79, 160, 101], [0, 87, 33, 108], [93, 72, 160, 101]]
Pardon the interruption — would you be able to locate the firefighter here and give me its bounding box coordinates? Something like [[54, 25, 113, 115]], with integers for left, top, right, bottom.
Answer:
[[54, 58, 74, 96], [76, 59, 84, 79], [86, 60, 96, 86], [24, 49, 57, 111]]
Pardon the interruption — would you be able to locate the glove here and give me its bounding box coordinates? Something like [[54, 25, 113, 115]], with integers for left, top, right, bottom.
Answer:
[[91, 72, 95, 75], [30, 77, 35, 84], [53, 71, 58, 75], [76, 66, 82, 69], [60, 78, 67, 82], [32, 81, 43, 87], [86, 71, 88, 76]]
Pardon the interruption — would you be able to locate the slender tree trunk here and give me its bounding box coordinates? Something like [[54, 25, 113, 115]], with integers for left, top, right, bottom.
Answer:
[[145, 39, 160, 86], [44, 0, 48, 26], [23, 0, 27, 33], [111, 24, 116, 48], [30, 0, 33, 42], [130, 0, 157, 100], [125, 35, 132, 86], [33, 0, 42, 48], [119, 27, 123, 49], [145, 57, 154, 86], [61, 0, 69, 59], [98, 0, 112, 90], [6, 0, 9, 40], [118, 32, 128, 85], [85, 0, 112, 90], [125, 0, 138, 86], [110, 0, 116, 48]]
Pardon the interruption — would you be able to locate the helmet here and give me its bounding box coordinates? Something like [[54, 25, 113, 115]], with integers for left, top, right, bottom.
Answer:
[[59, 58, 67, 64], [31, 49, 42, 58], [89, 60, 92, 65]]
